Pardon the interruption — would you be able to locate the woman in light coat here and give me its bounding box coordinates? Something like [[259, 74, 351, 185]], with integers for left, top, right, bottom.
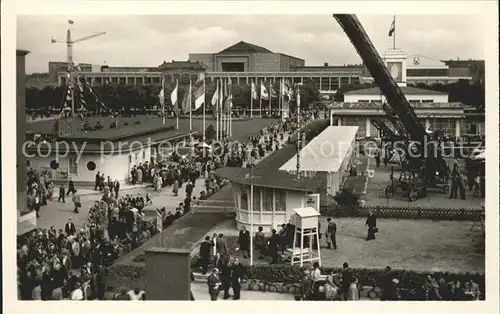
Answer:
[[324, 274, 339, 301], [348, 277, 360, 300]]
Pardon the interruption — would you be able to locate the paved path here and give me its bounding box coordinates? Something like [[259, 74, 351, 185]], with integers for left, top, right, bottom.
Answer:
[[36, 178, 206, 231], [190, 282, 294, 301]]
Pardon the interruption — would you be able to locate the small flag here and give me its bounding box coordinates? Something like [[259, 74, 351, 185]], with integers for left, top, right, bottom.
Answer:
[[158, 82, 165, 106], [194, 80, 205, 110], [260, 83, 269, 100], [271, 86, 277, 98], [211, 83, 219, 107], [388, 17, 395, 37], [171, 80, 179, 114], [251, 82, 258, 100], [156, 209, 163, 232], [68, 19, 74, 25]]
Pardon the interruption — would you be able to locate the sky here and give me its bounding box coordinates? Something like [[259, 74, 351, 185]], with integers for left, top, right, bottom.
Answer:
[[17, 14, 486, 74]]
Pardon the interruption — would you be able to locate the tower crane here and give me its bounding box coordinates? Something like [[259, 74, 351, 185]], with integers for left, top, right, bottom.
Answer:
[[51, 19, 106, 117]]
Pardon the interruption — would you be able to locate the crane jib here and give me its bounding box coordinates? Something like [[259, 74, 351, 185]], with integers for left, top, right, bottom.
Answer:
[[333, 14, 427, 143]]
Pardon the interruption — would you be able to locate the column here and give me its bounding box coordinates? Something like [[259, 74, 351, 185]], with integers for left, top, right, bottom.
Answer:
[[125, 77, 129, 85], [455, 119, 460, 138], [237, 77, 240, 85], [319, 77, 322, 90], [425, 119, 431, 130], [145, 248, 192, 300], [337, 117, 342, 126], [366, 117, 371, 137]]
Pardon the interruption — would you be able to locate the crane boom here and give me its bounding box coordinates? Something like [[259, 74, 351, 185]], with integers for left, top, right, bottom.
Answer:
[[72, 32, 106, 44], [333, 14, 427, 142]]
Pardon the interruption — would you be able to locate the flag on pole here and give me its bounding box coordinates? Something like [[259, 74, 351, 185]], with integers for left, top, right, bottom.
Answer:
[[271, 86, 278, 98], [224, 79, 233, 112], [388, 17, 395, 36], [194, 80, 205, 110], [158, 82, 165, 107], [181, 89, 191, 113], [156, 208, 164, 232], [260, 82, 269, 100], [68, 19, 74, 25], [211, 83, 219, 107], [251, 82, 258, 100], [171, 80, 179, 115]]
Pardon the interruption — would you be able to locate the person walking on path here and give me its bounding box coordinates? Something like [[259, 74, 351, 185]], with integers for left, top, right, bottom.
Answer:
[[326, 218, 337, 250], [66, 178, 77, 196], [207, 268, 221, 301], [58, 184, 66, 203], [72, 192, 81, 214]]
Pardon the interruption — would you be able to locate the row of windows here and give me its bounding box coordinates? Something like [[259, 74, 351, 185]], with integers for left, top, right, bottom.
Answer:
[[357, 99, 435, 103], [407, 68, 449, 77], [240, 186, 286, 212]]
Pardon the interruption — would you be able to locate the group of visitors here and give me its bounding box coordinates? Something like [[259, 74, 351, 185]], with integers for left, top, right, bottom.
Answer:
[[26, 168, 55, 217], [298, 264, 482, 301], [17, 222, 116, 300]]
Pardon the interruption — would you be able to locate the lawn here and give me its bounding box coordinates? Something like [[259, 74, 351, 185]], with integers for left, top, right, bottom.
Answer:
[[222, 217, 485, 274]]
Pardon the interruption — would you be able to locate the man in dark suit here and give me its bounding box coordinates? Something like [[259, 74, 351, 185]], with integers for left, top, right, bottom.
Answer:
[[220, 257, 232, 299], [114, 180, 120, 198], [199, 236, 214, 275], [341, 262, 353, 300], [238, 226, 250, 258], [326, 218, 337, 249], [66, 178, 77, 196], [95, 171, 101, 191], [216, 233, 228, 257], [229, 257, 245, 300], [267, 229, 280, 264], [213, 252, 225, 271], [58, 184, 66, 203], [207, 268, 221, 301], [365, 209, 377, 240], [65, 218, 76, 236]]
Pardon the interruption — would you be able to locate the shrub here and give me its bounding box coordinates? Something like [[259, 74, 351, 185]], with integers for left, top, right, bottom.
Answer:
[[244, 264, 485, 296], [333, 188, 359, 206]]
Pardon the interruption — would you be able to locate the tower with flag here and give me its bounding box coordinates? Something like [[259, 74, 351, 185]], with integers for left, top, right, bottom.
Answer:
[[389, 15, 396, 49]]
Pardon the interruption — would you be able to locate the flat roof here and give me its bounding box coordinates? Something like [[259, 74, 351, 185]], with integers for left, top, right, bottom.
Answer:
[[328, 102, 465, 110], [215, 167, 323, 192], [344, 86, 447, 96], [60, 122, 182, 142], [280, 126, 359, 173]]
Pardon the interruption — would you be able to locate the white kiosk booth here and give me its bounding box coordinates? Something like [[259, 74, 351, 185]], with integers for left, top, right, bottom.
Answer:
[[286, 207, 322, 267]]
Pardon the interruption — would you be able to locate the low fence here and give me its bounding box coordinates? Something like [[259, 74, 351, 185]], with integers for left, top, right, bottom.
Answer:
[[319, 204, 484, 221]]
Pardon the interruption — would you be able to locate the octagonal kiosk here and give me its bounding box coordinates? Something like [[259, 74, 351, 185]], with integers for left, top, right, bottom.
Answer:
[[286, 207, 321, 267]]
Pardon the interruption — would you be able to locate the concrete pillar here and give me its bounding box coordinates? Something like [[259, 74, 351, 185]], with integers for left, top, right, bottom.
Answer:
[[125, 77, 129, 85], [337, 117, 342, 126], [455, 119, 460, 138], [145, 247, 192, 300], [17, 50, 29, 215], [366, 117, 371, 137]]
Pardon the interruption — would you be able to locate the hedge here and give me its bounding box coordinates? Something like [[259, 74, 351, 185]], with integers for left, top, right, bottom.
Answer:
[[320, 204, 484, 221], [107, 262, 485, 300], [244, 264, 485, 298]]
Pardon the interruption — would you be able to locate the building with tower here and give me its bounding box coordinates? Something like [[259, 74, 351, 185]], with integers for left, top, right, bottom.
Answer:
[[328, 48, 473, 139]]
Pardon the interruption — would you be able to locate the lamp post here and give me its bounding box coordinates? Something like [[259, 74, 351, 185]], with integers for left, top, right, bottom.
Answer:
[[296, 83, 302, 179]]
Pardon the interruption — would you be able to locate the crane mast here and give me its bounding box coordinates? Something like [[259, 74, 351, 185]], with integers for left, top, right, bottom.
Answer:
[[52, 20, 105, 122], [333, 14, 446, 180]]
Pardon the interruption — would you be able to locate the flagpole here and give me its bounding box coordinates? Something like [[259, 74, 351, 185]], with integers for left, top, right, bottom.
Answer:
[[203, 79, 206, 142], [219, 79, 222, 140], [250, 79, 254, 118], [176, 79, 179, 130], [189, 79, 192, 131], [161, 78, 166, 125], [269, 80, 272, 116], [259, 79, 262, 118], [280, 78, 283, 119], [393, 15, 396, 49], [249, 167, 254, 266], [216, 79, 219, 141]]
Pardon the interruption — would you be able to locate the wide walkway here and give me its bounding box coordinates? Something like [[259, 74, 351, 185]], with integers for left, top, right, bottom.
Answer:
[[190, 282, 294, 301]]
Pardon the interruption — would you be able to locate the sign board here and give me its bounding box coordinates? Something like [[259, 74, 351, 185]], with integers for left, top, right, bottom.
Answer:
[[305, 193, 320, 213]]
